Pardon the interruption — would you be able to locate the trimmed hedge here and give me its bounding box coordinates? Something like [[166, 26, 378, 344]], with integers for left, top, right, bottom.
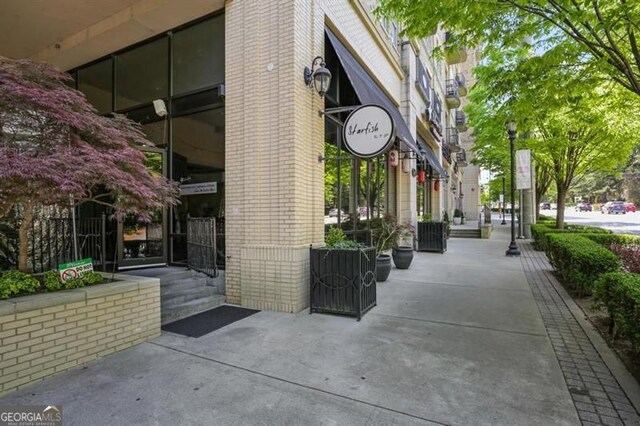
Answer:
[[582, 233, 640, 247], [546, 233, 620, 295], [594, 272, 640, 353], [531, 223, 612, 251]]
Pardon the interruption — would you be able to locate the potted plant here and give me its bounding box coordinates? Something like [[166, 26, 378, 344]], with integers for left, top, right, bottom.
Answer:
[[309, 227, 376, 320], [417, 213, 447, 253], [391, 220, 415, 270], [453, 209, 463, 225], [371, 215, 398, 282]]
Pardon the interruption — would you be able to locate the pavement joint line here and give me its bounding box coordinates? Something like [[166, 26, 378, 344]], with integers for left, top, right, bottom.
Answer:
[[520, 242, 640, 425], [369, 312, 547, 338], [149, 341, 451, 426], [391, 279, 533, 293]]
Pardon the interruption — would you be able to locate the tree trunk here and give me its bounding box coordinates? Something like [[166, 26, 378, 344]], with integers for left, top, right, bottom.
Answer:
[[17, 202, 34, 272], [556, 187, 567, 229]]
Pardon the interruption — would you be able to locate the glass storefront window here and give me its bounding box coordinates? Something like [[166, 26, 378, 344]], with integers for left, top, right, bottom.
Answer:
[[115, 37, 168, 110], [173, 15, 225, 95], [77, 59, 112, 114]]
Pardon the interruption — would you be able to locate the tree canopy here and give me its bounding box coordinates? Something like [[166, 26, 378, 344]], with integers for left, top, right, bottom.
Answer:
[[378, 0, 640, 97], [0, 57, 178, 271]]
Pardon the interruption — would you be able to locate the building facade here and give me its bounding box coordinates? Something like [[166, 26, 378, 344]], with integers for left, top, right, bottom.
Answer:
[[1, 0, 479, 313]]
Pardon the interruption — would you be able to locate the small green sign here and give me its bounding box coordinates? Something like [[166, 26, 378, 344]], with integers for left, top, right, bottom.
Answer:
[[59, 258, 94, 282]]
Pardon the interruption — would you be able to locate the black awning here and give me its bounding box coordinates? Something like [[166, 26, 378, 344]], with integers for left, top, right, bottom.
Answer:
[[417, 135, 447, 177], [326, 28, 421, 155]]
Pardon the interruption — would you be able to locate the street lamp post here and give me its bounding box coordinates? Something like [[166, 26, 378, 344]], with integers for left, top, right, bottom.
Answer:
[[501, 176, 507, 225], [506, 121, 521, 256]]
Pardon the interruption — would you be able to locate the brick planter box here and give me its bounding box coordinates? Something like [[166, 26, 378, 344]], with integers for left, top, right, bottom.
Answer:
[[0, 274, 160, 395]]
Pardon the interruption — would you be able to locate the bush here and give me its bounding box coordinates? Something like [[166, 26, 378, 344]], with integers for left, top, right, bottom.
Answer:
[[81, 271, 103, 286], [325, 227, 362, 250], [44, 270, 62, 291], [582, 233, 640, 248], [546, 233, 620, 295], [609, 244, 640, 274], [593, 272, 640, 353], [0, 271, 40, 299], [531, 223, 611, 251]]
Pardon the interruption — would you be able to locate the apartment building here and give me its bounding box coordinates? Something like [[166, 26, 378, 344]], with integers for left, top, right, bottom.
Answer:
[[0, 0, 479, 312]]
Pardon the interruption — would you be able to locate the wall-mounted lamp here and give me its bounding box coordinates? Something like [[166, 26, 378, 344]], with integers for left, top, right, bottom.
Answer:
[[388, 149, 399, 167], [402, 155, 413, 173], [304, 56, 332, 97]]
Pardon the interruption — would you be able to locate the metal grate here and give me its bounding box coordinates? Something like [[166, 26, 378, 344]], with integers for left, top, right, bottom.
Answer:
[[187, 217, 218, 278]]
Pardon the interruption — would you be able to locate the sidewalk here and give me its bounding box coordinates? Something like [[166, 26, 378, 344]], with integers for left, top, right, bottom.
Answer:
[[2, 222, 639, 425]]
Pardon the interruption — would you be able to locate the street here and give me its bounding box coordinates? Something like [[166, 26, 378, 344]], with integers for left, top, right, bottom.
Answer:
[[540, 207, 640, 235]]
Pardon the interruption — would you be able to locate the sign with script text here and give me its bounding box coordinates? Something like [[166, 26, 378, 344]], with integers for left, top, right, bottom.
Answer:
[[342, 104, 396, 158]]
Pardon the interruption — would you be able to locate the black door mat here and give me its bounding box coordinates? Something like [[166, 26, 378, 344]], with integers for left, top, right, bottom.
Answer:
[[162, 305, 260, 338]]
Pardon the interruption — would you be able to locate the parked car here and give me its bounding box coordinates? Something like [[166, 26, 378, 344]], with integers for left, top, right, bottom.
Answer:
[[605, 201, 626, 215], [540, 202, 551, 210], [328, 208, 345, 217], [601, 202, 612, 214], [624, 202, 637, 212], [575, 203, 592, 212]]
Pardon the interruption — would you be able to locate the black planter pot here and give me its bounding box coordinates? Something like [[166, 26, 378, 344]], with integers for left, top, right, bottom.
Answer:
[[392, 246, 414, 269], [417, 222, 447, 253], [309, 246, 377, 320], [376, 254, 391, 282]]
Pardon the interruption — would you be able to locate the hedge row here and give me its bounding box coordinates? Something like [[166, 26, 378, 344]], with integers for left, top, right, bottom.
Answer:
[[582, 233, 640, 247], [594, 272, 640, 354], [546, 233, 620, 295], [531, 223, 611, 252]]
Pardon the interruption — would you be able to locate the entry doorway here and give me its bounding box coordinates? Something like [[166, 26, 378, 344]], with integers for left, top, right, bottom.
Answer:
[[117, 148, 168, 269]]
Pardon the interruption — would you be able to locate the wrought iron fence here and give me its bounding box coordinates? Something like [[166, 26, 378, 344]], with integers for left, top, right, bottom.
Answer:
[[1, 214, 109, 273], [187, 217, 218, 278]]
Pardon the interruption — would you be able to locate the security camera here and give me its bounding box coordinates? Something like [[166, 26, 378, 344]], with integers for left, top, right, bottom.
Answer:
[[153, 99, 167, 117]]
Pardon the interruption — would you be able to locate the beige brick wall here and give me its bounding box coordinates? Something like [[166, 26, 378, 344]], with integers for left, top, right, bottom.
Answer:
[[0, 276, 160, 395]]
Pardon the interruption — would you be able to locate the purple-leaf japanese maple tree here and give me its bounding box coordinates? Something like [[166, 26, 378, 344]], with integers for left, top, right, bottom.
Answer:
[[0, 57, 178, 272]]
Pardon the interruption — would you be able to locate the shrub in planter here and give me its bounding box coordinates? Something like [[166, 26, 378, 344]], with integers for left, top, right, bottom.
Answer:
[[44, 270, 63, 291], [310, 227, 376, 320], [417, 216, 447, 253], [0, 270, 40, 299], [546, 234, 620, 295], [593, 272, 640, 353]]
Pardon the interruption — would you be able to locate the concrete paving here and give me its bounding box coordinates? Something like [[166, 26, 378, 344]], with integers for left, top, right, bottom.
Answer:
[[1, 222, 591, 425]]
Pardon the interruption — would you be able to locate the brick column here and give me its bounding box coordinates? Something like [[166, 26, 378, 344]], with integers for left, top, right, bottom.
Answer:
[[225, 1, 325, 312]]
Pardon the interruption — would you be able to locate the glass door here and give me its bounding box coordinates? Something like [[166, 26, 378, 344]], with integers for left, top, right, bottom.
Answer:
[[117, 148, 167, 269]]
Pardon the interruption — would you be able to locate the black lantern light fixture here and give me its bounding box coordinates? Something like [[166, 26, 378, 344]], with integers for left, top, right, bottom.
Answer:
[[304, 56, 332, 97], [505, 120, 521, 257]]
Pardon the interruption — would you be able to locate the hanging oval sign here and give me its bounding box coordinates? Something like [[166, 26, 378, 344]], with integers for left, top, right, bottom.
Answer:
[[342, 104, 396, 158]]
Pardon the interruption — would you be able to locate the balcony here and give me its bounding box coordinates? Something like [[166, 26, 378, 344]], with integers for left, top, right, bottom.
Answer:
[[456, 150, 468, 167], [442, 144, 452, 164], [444, 33, 468, 65], [455, 110, 468, 132], [456, 73, 467, 96], [445, 79, 461, 109], [447, 128, 461, 153]]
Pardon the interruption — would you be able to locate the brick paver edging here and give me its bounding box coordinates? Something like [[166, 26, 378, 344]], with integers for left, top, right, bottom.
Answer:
[[520, 241, 640, 426]]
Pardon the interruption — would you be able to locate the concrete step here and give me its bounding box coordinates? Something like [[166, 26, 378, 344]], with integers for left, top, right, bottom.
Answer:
[[161, 295, 226, 325], [162, 286, 219, 308], [160, 277, 209, 295], [159, 270, 199, 285], [450, 229, 482, 238]]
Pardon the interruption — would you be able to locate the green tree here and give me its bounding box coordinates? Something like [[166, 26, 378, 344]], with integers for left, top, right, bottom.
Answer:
[[378, 0, 640, 97], [466, 46, 639, 227]]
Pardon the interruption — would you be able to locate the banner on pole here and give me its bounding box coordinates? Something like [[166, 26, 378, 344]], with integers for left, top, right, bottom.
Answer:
[[516, 149, 532, 189]]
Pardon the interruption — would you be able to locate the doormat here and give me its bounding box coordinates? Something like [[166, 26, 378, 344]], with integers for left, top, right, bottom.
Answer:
[[162, 305, 260, 338]]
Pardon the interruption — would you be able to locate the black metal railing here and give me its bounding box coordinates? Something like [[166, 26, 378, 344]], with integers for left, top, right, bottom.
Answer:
[[2, 214, 109, 273], [456, 111, 467, 128], [186, 216, 218, 278], [442, 145, 452, 164], [447, 127, 461, 152], [445, 79, 459, 98]]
